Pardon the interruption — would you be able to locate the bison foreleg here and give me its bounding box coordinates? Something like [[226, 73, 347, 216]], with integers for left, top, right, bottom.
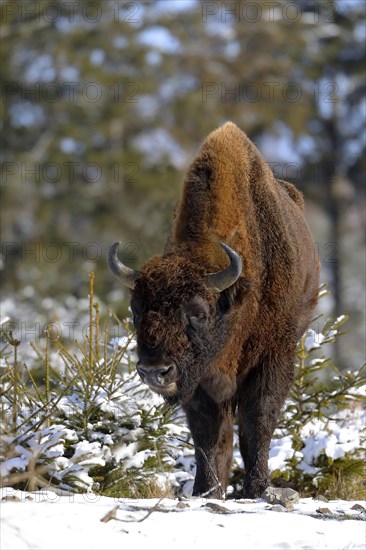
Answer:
[[183, 386, 233, 499], [238, 360, 294, 498]]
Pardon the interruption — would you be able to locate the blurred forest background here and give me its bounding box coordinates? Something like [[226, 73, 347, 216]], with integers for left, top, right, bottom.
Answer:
[[1, 0, 365, 369]]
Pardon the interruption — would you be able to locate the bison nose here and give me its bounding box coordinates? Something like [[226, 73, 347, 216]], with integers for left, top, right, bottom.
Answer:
[[136, 362, 177, 388]]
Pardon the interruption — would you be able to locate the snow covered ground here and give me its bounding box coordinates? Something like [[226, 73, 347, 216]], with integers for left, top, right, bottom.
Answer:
[[1, 488, 365, 550]]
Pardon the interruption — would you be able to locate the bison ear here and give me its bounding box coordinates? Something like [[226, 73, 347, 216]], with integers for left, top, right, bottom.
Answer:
[[217, 277, 252, 314]]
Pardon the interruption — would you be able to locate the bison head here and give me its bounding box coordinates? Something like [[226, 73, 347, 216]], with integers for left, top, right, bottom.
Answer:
[[108, 242, 244, 404]]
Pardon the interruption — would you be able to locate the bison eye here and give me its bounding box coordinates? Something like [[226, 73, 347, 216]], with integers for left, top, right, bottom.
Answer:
[[187, 312, 207, 331], [185, 298, 209, 331]]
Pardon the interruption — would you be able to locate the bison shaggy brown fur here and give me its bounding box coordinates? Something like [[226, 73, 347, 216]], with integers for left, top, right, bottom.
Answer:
[[108, 121, 320, 498]]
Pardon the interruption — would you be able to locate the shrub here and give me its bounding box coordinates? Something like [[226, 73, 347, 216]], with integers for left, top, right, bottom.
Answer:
[[0, 274, 189, 497], [268, 305, 365, 499], [1, 280, 364, 499]]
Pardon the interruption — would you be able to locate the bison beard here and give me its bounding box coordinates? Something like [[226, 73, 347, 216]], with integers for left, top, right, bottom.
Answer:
[[108, 122, 320, 499]]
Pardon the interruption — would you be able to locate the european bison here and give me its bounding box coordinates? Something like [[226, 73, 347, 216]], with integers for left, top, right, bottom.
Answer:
[[108, 122, 320, 498]]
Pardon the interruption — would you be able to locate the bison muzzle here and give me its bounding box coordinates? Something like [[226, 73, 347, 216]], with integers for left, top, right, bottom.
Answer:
[[108, 122, 320, 499]]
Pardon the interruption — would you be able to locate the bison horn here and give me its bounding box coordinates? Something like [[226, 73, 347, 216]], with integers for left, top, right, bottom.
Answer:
[[108, 242, 140, 289], [204, 243, 242, 293]]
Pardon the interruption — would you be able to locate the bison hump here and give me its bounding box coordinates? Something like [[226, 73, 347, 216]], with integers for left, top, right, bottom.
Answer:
[[277, 179, 304, 210]]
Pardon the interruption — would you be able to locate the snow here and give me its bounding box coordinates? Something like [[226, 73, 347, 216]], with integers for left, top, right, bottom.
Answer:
[[304, 329, 325, 350], [1, 489, 365, 550], [298, 410, 364, 467], [0, 457, 27, 477], [268, 435, 294, 471]]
